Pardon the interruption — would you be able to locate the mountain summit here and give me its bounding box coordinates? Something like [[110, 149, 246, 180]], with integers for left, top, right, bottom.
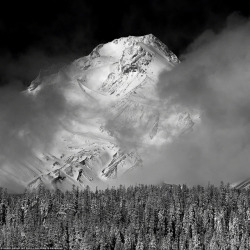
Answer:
[[5, 35, 199, 191]]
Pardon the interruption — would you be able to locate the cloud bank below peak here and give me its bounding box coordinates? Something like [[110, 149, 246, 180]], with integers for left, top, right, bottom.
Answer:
[[146, 14, 250, 185]]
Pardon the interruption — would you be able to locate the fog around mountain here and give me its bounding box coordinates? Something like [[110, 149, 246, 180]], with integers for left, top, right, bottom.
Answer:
[[0, 15, 250, 192]]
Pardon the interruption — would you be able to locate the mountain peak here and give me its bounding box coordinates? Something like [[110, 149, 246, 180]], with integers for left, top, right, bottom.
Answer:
[[72, 34, 179, 97], [90, 34, 179, 65], [9, 35, 198, 191]]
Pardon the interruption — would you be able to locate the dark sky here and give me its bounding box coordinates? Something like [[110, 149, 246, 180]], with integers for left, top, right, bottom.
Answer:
[[0, 0, 250, 86]]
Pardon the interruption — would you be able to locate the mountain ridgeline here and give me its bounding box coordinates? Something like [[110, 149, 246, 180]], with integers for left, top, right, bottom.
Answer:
[[1, 35, 200, 191]]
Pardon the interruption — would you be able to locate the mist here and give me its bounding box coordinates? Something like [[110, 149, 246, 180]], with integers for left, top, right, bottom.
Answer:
[[119, 14, 250, 186], [0, 76, 68, 191], [2, 14, 250, 191], [0, 59, 107, 192]]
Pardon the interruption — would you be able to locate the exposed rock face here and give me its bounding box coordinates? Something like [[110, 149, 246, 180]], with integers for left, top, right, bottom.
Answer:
[[10, 35, 199, 191]]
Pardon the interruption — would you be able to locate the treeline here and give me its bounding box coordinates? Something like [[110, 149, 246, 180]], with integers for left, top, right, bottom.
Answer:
[[0, 183, 250, 249]]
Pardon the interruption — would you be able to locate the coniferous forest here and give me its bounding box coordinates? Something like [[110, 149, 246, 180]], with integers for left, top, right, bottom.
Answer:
[[0, 183, 250, 249]]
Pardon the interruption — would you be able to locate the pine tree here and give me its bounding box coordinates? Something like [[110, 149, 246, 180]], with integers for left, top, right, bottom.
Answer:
[[161, 236, 171, 250], [239, 232, 248, 250], [114, 232, 124, 250], [83, 230, 94, 250], [148, 234, 157, 249], [124, 229, 134, 250], [136, 231, 144, 250]]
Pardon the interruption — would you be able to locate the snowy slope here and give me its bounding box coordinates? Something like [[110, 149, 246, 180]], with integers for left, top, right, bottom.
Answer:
[[231, 178, 250, 189], [5, 34, 199, 191]]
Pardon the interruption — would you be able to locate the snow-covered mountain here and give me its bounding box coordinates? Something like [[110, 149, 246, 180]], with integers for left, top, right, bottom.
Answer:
[[4, 35, 200, 191]]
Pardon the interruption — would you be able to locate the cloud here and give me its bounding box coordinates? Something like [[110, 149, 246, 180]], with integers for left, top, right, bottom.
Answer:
[[142, 14, 250, 185], [106, 14, 250, 187], [2, 13, 250, 191], [104, 115, 150, 151], [0, 74, 68, 191], [0, 60, 108, 192]]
